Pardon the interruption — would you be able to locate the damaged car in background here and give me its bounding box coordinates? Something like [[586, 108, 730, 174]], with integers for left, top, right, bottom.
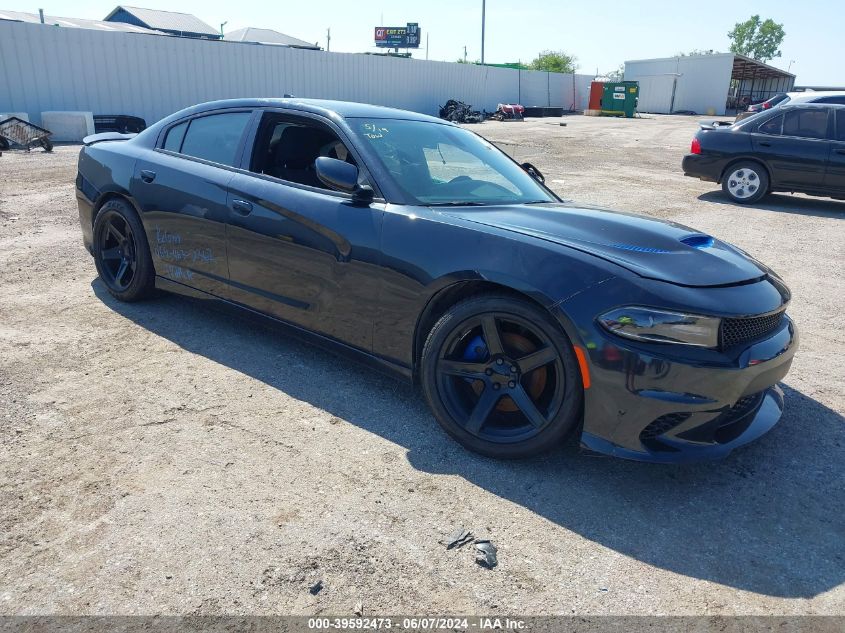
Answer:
[[75, 98, 797, 462]]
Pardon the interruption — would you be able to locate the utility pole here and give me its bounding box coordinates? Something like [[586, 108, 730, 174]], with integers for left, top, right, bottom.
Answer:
[[326, 27, 331, 52], [426, 33, 429, 60], [463, 45, 468, 63], [481, 0, 486, 64]]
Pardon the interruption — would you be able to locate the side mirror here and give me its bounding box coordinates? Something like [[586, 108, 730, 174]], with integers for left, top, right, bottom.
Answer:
[[315, 156, 374, 205], [521, 162, 545, 184]]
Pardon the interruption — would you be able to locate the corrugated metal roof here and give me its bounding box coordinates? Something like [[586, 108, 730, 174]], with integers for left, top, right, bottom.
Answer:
[[0, 9, 164, 34], [104, 5, 217, 36], [224, 27, 319, 49]]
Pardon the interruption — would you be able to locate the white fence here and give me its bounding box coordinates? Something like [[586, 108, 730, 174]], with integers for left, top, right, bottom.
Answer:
[[0, 21, 593, 127]]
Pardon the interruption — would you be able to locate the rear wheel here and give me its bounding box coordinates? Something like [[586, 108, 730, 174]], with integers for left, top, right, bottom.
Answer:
[[722, 162, 768, 204], [421, 294, 582, 458], [93, 198, 155, 302]]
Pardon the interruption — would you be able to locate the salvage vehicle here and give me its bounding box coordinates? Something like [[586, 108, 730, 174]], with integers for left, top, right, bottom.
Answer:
[[735, 91, 845, 121], [76, 99, 797, 462], [734, 93, 789, 122], [684, 103, 845, 204]]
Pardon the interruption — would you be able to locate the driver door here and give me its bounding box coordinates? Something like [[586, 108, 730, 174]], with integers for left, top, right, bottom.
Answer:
[[222, 110, 385, 351]]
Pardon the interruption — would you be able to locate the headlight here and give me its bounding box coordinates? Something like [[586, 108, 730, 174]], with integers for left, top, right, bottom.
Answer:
[[598, 307, 720, 348]]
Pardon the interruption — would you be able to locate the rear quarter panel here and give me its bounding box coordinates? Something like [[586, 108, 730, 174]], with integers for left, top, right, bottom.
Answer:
[[76, 141, 143, 250], [698, 128, 756, 181]]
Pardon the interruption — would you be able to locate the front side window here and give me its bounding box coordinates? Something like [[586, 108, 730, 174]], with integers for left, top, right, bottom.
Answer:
[[175, 112, 252, 167], [350, 118, 555, 205], [249, 114, 363, 190], [782, 109, 829, 139]]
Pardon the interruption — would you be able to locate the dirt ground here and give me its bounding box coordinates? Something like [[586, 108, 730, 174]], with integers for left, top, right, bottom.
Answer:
[[0, 114, 843, 617]]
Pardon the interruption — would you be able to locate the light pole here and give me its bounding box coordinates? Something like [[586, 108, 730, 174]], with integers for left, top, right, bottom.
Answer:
[[481, 0, 486, 64], [219, 21, 227, 39], [787, 59, 795, 73]]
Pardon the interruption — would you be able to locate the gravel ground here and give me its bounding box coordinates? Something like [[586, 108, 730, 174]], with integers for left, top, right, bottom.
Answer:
[[0, 114, 843, 617]]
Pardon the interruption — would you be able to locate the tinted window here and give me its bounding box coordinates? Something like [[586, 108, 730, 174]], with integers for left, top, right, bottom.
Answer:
[[782, 109, 829, 139], [816, 96, 845, 105], [163, 121, 188, 152], [838, 111, 845, 142], [758, 115, 782, 135], [179, 112, 252, 166]]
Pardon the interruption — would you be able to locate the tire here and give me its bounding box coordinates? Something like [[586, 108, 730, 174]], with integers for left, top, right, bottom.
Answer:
[[722, 161, 769, 204], [92, 198, 155, 302], [420, 294, 583, 458]]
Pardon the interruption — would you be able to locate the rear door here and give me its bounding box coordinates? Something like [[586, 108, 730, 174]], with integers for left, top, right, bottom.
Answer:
[[824, 109, 845, 194], [131, 109, 252, 294], [751, 107, 830, 190], [222, 109, 385, 351]]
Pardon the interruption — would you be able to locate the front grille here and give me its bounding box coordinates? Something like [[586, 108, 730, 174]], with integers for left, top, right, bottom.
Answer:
[[640, 412, 691, 441], [720, 310, 785, 349], [726, 392, 763, 419], [713, 392, 765, 443]]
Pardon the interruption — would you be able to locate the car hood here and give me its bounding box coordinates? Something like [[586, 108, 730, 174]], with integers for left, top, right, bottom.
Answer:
[[440, 203, 767, 287]]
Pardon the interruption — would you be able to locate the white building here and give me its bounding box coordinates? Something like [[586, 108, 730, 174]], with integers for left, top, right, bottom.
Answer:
[[624, 53, 795, 116]]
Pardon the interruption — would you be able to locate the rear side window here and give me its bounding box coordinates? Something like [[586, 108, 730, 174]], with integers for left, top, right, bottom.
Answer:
[[838, 111, 845, 142], [816, 96, 845, 105], [178, 112, 252, 167], [782, 109, 829, 139], [758, 115, 782, 135], [163, 121, 188, 152]]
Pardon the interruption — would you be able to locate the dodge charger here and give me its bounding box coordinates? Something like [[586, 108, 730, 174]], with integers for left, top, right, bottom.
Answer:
[[76, 99, 798, 461]]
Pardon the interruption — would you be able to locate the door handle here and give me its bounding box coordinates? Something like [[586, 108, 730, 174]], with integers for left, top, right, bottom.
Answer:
[[139, 169, 156, 183], [231, 199, 253, 215], [758, 142, 772, 147]]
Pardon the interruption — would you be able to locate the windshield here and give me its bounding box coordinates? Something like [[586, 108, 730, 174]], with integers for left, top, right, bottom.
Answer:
[[349, 118, 556, 205]]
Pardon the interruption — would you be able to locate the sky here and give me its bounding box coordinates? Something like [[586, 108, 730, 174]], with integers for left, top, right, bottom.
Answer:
[[20, 0, 845, 85]]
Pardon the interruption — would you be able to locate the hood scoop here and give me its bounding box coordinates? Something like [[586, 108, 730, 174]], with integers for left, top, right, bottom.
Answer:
[[680, 234, 715, 249]]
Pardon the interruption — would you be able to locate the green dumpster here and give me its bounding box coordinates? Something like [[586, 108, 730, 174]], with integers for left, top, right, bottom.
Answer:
[[600, 81, 639, 118]]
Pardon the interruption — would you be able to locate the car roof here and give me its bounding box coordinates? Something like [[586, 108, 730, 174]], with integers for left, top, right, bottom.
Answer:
[[778, 102, 845, 110], [786, 91, 845, 101], [185, 98, 446, 123]]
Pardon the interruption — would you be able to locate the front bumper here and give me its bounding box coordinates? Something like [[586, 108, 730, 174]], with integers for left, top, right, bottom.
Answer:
[[581, 385, 786, 463], [579, 315, 796, 462], [554, 279, 798, 463]]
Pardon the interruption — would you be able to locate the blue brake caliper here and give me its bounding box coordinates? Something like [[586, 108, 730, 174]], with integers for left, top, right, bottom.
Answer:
[[462, 334, 488, 382]]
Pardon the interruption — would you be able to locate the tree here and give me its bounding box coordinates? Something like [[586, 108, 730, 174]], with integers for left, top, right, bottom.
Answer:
[[728, 15, 785, 62], [530, 50, 578, 74]]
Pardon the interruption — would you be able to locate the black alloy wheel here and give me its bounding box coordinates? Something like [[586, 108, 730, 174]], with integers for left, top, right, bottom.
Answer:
[[93, 198, 155, 301], [421, 295, 582, 458]]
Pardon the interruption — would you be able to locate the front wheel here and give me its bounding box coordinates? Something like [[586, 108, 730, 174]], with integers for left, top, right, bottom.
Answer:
[[722, 162, 768, 204], [421, 295, 583, 458], [92, 198, 155, 302]]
